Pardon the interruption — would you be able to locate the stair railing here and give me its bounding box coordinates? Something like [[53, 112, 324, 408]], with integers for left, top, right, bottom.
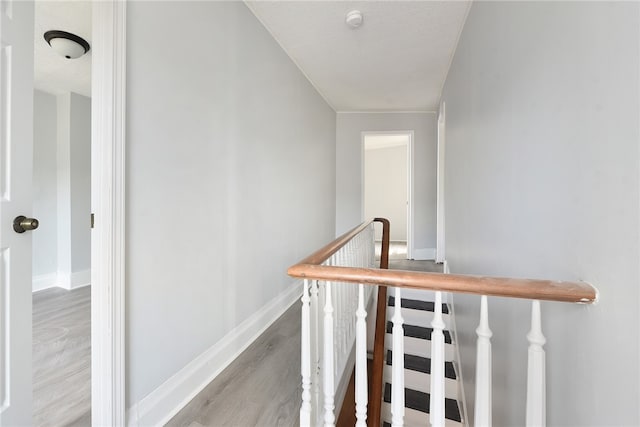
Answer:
[[289, 219, 598, 427]]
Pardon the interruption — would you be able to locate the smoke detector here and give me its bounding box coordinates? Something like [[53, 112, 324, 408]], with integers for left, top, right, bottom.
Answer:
[[345, 10, 363, 29]]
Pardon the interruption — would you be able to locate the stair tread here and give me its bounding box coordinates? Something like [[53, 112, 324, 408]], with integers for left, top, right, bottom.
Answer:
[[385, 350, 456, 379], [388, 296, 449, 314], [385, 321, 453, 344], [383, 383, 462, 422]]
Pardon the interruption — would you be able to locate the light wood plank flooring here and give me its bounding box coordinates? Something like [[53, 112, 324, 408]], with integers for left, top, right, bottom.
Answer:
[[33, 287, 91, 427], [167, 302, 302, 427]]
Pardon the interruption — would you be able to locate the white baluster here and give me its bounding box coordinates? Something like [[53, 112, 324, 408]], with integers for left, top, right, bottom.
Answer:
[[526, 300, 546, 427], [323, 281, 336, 427], [391, 287, 405, 427], [429, 291, 446, 427], [355, 284, 368, 426], [310, 280, 320, 424], [474, 295, 492, 427], [300, 279, 312, 426]]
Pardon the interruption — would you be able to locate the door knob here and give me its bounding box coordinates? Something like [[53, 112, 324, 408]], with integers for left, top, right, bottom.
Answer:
[[13, 215, 39, 233]]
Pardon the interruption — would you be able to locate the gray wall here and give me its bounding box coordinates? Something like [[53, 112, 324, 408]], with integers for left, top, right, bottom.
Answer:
[[33, 90, 58, 277], [69, 93, 91, 274], [441, 2, 639, 425], [364, 144, 408, 241], [126, 1, 336, 407], [32, 90, 91, 289], [56, 92, 91, 287], [336, 112, 437, 257]]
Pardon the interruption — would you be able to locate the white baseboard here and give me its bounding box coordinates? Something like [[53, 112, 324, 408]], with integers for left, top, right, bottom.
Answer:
[[57, 269, 92, 290], [67, 269, 91, 289], [32, 273, 59, 292], [32, 269, 91, 292], [127, 281, 303, 427], [411, 247, 436, 260]]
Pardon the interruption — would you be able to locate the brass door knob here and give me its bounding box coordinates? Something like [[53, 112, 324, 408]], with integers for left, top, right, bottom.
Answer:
[[13, 215, 39, 233]]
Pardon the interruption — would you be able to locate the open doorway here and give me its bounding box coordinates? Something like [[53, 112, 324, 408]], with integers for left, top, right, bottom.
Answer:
[[363, 131, 413, 260], [32, 2, 92, 425]]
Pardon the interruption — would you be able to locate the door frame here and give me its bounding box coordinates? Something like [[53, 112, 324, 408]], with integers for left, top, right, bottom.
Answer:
[[361, 130, 414, 259], [91, 1, 126, 424], [435, 103, 446, 263]]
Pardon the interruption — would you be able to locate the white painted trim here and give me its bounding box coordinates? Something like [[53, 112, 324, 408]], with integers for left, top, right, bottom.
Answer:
[[361, 131, 414, 258], [32, 273, 58, 292], [69, 269, 91, 289], [127, 283, 303, 427], [59, 269, 91, 290], [436, 102, 446, 263], [33, 269, 91, 292], [408, 132, 414, 260], [91, 1, 126, 425], [412, 248, 436, 261], [337, 111, 437, 114]]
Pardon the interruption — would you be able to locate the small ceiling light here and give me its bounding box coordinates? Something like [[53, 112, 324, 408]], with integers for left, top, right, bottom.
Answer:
[[44, 30, 90, 59], [345, 10, 363, 29]]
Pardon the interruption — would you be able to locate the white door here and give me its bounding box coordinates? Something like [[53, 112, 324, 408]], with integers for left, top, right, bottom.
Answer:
[[0, 1, 34, 425]]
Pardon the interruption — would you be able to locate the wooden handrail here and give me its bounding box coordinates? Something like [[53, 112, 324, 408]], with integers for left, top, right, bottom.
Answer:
[[288, 264, 597, 303], [289, 220, 597, 303], [288, 219, 597, 304]]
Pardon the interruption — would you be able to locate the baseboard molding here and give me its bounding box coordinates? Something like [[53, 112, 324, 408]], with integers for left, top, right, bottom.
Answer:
[[127, 281, 303, 427], [67, 269, 91, 289], [412, 247, 436, 261], [32, 269, 91, 292], [32, 273, 59, 292]]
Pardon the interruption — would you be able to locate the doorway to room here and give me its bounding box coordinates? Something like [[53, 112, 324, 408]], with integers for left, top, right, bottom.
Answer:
[[32, 2, 92, 424], [363, 131, 413, 260]]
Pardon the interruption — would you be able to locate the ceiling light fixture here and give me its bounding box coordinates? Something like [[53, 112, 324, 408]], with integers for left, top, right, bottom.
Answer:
[[345, 10, 363, 29], [44, 30, 91, 59]]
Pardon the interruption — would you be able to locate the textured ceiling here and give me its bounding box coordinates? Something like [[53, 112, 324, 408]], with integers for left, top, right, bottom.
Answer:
[[246, 1, 471, 112], [34, 1, 91, 97]]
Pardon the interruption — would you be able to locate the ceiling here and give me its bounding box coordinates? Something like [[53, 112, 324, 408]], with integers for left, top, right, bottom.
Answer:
[[31, 1, 469, 106], [246, 1, 471, 112], [34, 1, 92, 97]]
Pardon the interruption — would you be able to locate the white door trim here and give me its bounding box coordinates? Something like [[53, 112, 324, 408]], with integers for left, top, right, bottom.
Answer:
[[436, 102, 446, 263], [91, 1, 126, 424], [361, 130, 414, 259]]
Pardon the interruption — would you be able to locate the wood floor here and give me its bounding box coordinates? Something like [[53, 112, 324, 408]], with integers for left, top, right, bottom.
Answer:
[[167, 302, 302, 427], [33, 287, 91, 427]]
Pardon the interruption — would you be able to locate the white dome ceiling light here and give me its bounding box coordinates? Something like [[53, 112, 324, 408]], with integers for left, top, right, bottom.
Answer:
[[44, 30, 90, 59], [345, 10, 363, 29]]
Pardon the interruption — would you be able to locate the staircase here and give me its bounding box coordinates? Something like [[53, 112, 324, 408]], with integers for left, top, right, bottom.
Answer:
[[291, 218, 599, 426], [380, 294, 464, 426]]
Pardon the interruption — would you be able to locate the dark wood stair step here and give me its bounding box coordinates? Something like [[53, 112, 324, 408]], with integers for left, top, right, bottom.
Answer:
[[385, 321, 453, 344], [385, 350, 456, 379], [383, 383, 462, 422], [388, 296, 449, 314]]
